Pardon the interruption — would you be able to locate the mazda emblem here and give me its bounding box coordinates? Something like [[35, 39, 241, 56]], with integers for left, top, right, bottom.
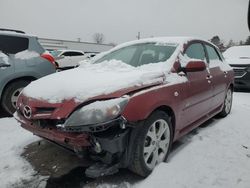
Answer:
[[23, 105, 32, 119]]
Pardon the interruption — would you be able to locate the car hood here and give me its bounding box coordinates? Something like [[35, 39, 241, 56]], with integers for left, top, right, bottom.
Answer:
[[226, 58, 250, 66], [22, 60, 167, 104]]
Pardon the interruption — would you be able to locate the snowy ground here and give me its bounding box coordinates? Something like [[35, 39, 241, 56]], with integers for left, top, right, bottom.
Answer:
[[0, 91, 249, 188]]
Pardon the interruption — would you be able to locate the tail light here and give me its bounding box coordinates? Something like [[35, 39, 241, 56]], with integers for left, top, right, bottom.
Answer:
[[41, 53, 58, 68]]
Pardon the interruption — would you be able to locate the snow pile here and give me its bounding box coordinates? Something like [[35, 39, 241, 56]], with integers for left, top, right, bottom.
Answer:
[[15, 50, 40, 60], [0, 118, 40, 187], [136, 93, 250, 188]]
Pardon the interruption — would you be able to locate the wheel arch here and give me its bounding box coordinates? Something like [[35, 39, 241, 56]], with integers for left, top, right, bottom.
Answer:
[[0, 76, 36, 99], [151, 105, 176, 137], [229, 83, 234, 91]]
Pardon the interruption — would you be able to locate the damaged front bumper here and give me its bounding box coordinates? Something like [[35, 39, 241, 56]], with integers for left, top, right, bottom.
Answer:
[[14, 111, 133, 177], [14, 111, 91, 149]]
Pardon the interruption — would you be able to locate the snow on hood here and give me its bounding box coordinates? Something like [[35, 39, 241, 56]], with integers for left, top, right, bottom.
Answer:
[[224, 45, 250, 59], [22, 60, 171, 103], [225, 58, 250, 65], [223, 46, 250, 65]]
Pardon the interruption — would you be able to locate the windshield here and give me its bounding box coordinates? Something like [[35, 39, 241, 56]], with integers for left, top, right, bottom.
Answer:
[[94, 43, 177, 67]]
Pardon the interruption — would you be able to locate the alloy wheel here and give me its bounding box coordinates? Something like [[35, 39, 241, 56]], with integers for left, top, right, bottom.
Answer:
[[11, 88, 23, 109], [143, 119, 170, 170]]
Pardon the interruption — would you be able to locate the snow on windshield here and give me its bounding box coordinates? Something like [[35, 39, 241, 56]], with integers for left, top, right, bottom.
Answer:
[[22, 38, 190, 103]]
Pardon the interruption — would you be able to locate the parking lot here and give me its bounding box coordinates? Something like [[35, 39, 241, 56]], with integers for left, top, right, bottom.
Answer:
[[0, 91, 249, 188]]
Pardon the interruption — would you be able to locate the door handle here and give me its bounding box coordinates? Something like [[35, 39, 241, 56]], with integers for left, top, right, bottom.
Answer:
[[224, 71, 228, 78]]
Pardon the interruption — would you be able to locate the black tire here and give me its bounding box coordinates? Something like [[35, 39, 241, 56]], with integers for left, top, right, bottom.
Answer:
[[1, 80, 31, 115], [218, 87, 233, 118], [129, 111, 173, 177]]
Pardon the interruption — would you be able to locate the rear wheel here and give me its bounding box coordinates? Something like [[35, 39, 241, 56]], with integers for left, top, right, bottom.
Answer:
[[1, 80, 31, 115], [218, 87, 233, 117], [129, 111, 173, 177]]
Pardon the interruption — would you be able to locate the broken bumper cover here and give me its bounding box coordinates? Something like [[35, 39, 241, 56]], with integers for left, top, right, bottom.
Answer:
[[58, 117, 126, 133], [14, 112, 91, 148]]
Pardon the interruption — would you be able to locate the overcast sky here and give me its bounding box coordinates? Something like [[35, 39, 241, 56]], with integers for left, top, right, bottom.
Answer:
[[0, 0, 249, 45]]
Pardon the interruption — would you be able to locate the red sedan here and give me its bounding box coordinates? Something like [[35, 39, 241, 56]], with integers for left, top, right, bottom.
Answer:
[[14, 37, 234, 178]]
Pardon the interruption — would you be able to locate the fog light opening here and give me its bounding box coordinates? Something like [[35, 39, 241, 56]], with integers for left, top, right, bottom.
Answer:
[[91, 137, 102, 153]]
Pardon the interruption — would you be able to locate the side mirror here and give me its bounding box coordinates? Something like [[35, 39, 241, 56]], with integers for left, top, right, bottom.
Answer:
[[0, 62, 10, 68], [185, 60, 206, 72]]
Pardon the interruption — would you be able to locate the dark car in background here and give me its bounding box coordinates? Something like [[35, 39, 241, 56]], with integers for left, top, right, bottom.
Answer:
[[224, 45, 250, 90], [0, 29, 57, 115]]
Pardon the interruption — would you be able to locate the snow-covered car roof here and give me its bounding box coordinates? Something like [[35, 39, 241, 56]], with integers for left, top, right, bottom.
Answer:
[[111, 37, 194, 51], [90, 36, 213, 63]]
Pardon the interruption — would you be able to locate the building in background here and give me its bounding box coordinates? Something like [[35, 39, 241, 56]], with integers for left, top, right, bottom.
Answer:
[[38, 38, 114, 53]]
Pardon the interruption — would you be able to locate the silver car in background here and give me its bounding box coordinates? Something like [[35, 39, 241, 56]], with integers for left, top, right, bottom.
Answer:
[[0, 29, 56, 115]]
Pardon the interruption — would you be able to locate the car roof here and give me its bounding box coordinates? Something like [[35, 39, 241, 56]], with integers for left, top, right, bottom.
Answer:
[[0, 30, 36, 38], [108, 36, 214, 53]]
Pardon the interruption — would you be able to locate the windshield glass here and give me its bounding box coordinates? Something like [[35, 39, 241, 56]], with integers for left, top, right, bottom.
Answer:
[[94, 43, 177, 67]]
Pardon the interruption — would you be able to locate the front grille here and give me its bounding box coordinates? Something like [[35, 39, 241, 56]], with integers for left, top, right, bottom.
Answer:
[[233, 68, 247, 78], [35, 107, 56, 113]]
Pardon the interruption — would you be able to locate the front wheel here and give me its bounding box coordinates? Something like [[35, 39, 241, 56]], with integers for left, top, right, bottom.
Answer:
[[129, 111, 173, 177], [218, 87, 233, 117]]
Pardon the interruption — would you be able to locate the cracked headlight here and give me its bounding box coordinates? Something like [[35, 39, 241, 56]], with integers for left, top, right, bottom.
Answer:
[[64, 96, 129, 127]]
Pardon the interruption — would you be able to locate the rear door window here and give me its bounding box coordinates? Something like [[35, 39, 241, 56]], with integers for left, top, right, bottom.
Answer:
[[205, 45, 222, 61], [0, 35, 29, 54]]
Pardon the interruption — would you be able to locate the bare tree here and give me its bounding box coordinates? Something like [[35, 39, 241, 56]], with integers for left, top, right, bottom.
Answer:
[[210, 35, 226, 52], [93, 33, 105, 44], [245, 36, 250, 45]]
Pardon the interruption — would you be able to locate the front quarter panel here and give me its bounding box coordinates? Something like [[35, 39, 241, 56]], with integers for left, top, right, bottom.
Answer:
[[122, 82, 187, 129]]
